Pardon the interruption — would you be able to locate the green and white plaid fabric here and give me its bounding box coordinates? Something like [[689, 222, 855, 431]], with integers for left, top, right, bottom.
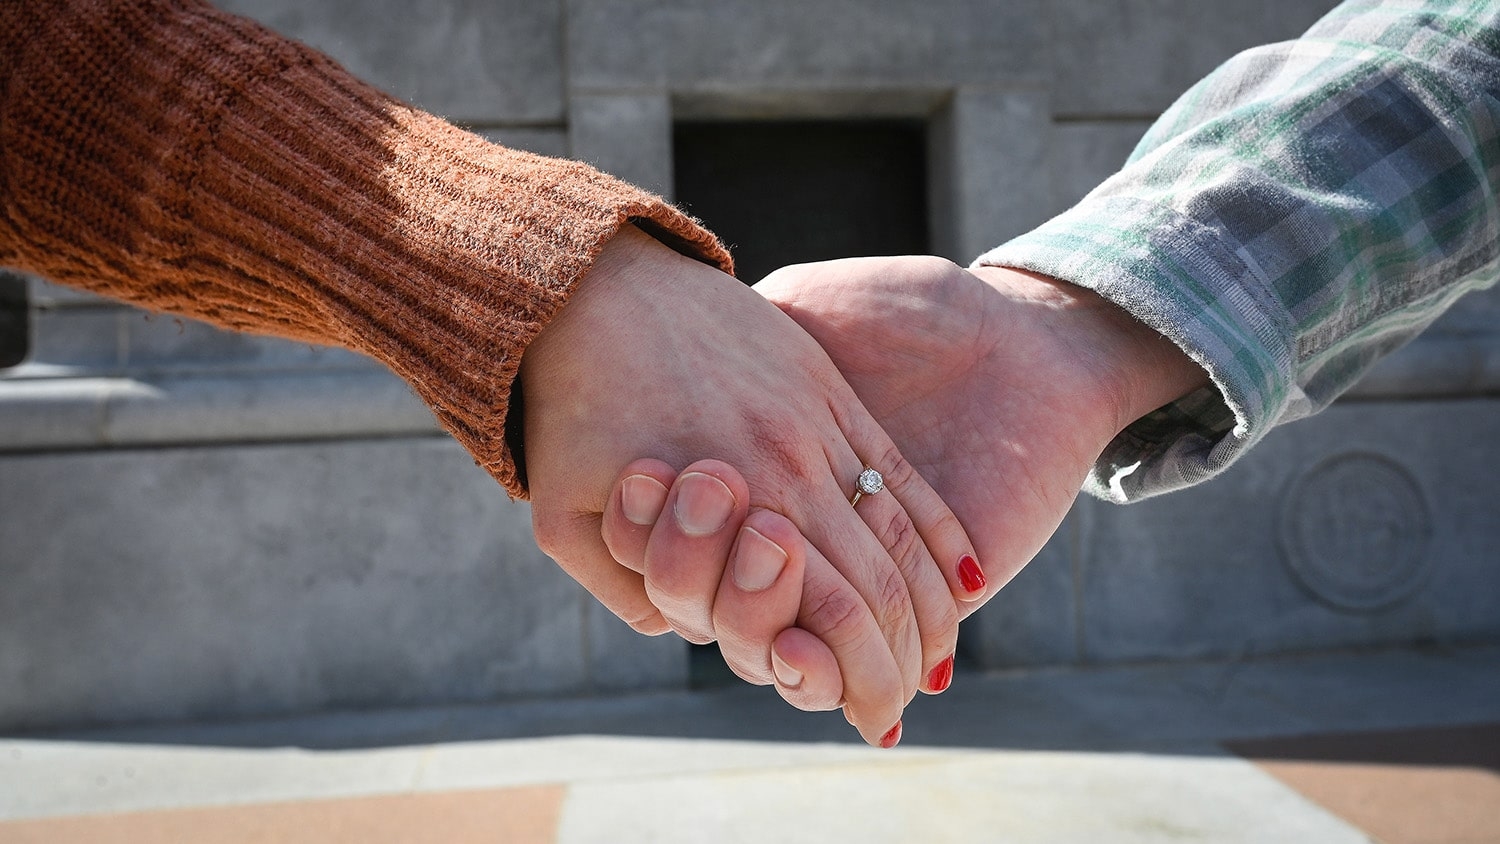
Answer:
[[979, 0, 1500, 503]]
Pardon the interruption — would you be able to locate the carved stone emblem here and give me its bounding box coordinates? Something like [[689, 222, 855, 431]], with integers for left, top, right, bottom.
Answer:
[[1277, 452, 1433, 612]]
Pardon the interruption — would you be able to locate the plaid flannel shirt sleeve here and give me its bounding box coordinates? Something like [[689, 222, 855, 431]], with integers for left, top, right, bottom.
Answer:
[[977, 0, 1500, 503]]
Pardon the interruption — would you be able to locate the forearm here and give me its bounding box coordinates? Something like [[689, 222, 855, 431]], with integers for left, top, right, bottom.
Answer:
[[979, 0, 1500, 501], [0, 0, 729, 496]]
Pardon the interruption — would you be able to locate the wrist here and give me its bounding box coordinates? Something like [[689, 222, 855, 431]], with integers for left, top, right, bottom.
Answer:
[[969, 265, 1209, 436], [1108, 305, 1211, 427], [514, 225, 661, 480], [525, 225, 676, 367]]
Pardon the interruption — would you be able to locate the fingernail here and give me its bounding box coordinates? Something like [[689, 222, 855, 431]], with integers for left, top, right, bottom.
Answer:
[[621, 475, 669, 526], [771, 646, 803, 689], [733, 526, 788, 592], [927, 654, 955, 693], [674, 472, 736, 535], [958, 554, 987, 595], [879, 721, 903, 749]]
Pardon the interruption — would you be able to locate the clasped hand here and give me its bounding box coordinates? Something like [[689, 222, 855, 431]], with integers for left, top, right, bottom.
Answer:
[[522, 227, 1207, 746]]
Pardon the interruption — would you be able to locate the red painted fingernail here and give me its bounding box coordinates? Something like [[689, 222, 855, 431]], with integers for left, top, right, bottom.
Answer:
[[927, 654, 955, 693], [879, 721, 903, 749], [958, 554, 987, 594]]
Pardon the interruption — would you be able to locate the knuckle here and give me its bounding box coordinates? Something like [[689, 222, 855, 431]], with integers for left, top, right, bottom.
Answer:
[[671, 625, 716, 646], [926, 506, 965, 543], [620, 608, 669, 636], [924, 597, 961, 657], [870, 563, 916, 642], [646, 584, 713, 638], [801, 586, 870, 647], [781, 688, 841, 713], [742, 410, 818, 489], [645, 550, 692, 592], [870, 442, 916, 491], [872, 507, 923, 575], [647, 561, 720, 618]]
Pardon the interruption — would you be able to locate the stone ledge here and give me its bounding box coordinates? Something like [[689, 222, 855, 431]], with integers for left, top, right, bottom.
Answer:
[[0, 438, 612, 731], [1051, 0, 1342, 118], [970, 397, 1500, 669], [0, 370, 440, 452], [1345, 334, 1500, 399], [567, 0, 1050, 92], [2, 327, 1492, 455]]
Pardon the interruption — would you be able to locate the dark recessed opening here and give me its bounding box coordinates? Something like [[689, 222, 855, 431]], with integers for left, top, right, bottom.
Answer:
[[0, 271, 28, 369], [673, 119, 929, 285], [673, 119, 930, 688]]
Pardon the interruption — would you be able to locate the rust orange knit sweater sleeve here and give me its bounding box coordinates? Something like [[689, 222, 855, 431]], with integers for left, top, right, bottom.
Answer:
[[0, 0, 731, 497]]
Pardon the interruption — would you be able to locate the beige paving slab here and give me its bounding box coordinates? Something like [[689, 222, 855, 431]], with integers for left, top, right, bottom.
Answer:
[[0, 742, 427, 820], [3, 737, 1370, 843], [556, 748, 1369, 844], [3, 645, 1493, 842], [0, 735, 943, 822], [417, 734, 952, 792]]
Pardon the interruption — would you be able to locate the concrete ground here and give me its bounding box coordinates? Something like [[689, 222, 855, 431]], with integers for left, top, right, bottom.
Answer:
[[2, 643, 1497, 843]]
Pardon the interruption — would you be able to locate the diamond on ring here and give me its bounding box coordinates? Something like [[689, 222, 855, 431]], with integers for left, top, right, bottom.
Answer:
[[850, 466, 885, 508]]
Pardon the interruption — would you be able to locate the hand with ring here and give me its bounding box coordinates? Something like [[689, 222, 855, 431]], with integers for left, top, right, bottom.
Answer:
[[521, 227, 986, 746], [604, 256, 1208, 726], [602, 454, 975, 745]]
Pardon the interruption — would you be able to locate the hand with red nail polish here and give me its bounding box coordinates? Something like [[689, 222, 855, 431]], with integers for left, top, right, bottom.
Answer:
[[755, 258, 1207, 611], [596, 257, 1206, 746], [524, 228, 982, 747]]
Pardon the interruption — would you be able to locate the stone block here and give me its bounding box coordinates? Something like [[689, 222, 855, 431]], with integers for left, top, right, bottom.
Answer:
[[96, 370, 439, 446], [1075, 400, 1500, 664], [1051, 121, 1153, 213], [1421, 279, 1500, 338], [0, 378, 122, 449], [1052, 0, 1343, 117], [929, 89, 1052, 262], [25, 307, 125, 373], [216, 0, 564, 123], [586, 600, 689, 693], [567, 0, 1049, 92], [0, 438, 598, 730], [963, 508, 1082, 668], [568, 94, 674, 198], [1323, 284, 1500, 399], [1348, 333, 1500, 400], [0, 371, 439, 452], [122, 310, 375, 374]]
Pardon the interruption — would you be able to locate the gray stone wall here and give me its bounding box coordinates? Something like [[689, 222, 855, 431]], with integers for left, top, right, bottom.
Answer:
[[3, 0, 1496, 731]]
